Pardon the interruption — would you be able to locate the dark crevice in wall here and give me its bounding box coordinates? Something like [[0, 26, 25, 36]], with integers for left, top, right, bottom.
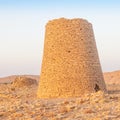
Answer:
[[94, 84, 100, 92]]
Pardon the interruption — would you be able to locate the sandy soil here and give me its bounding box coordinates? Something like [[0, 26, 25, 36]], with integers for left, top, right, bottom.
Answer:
[[0, 72, 120, 120]]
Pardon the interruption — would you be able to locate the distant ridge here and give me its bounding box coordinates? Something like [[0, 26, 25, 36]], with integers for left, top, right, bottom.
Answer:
[[103, 70, 120, 84], [0, 70, 120, 84]]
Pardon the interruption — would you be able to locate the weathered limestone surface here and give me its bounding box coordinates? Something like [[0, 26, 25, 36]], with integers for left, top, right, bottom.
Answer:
[[37, 18, 107, 98]]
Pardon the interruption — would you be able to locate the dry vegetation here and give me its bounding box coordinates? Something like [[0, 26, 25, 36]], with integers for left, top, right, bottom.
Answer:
[[0, 72, 120, 120]]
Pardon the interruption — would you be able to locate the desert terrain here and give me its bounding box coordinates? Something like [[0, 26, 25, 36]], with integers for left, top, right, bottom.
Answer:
[[0, 71, 120, 120]]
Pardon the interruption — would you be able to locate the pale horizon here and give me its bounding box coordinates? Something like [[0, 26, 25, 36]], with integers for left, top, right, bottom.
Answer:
[[0, 0, 120, 77]]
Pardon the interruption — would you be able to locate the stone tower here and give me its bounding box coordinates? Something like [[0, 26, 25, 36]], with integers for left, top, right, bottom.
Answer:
[[37, 18, 107, 98]]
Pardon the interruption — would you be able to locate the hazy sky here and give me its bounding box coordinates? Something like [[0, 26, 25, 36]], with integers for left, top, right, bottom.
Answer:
[[0, 0, 120, 77]]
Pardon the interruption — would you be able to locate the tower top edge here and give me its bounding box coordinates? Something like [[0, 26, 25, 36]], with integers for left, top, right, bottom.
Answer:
[[46, 18, 92, 26]]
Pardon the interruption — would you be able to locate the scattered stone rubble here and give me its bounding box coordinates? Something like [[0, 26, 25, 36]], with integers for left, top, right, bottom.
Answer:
[[0, 82, 120, 120]]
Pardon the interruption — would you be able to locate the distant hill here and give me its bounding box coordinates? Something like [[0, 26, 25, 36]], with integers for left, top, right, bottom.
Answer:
[[0, 70, 120, 84], [0, 75, 39, 84], [103, 70, 120, 84]]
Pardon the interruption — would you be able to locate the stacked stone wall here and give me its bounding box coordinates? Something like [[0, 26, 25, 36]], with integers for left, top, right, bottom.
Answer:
[[37, 18, 107, 98]]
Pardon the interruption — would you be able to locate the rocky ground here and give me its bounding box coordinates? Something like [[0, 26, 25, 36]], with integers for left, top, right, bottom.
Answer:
[[0, 75, 120, 120]]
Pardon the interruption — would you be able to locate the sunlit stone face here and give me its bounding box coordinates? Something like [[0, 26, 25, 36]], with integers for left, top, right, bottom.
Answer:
[[37, 18, 107, 98]]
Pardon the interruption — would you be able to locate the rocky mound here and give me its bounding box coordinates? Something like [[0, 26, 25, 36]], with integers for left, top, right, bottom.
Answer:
[[11, 76, 38, 87], [0, 75, 39, 84]]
